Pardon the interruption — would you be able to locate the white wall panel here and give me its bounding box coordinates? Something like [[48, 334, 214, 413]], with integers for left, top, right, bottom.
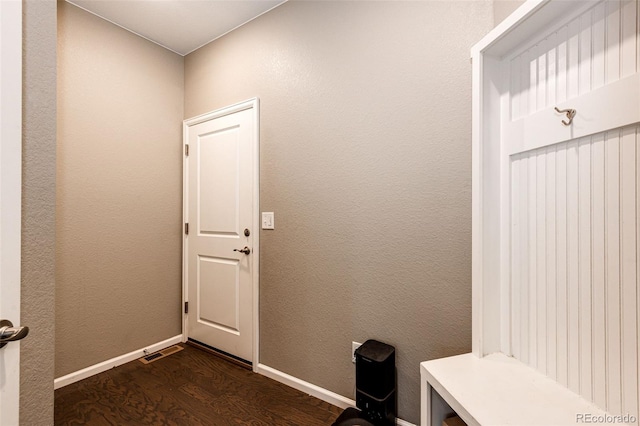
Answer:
[[511, 125, 639, 415], [509, 0, 638, 116], [545, 146, 557, 381], [556, 144, 568, 388], [591, 133, 606, 410], [578, 137, 592, 401], [605, 129, 622, 415], [620, 126, 638, 418], [506, 0, 639, 413]]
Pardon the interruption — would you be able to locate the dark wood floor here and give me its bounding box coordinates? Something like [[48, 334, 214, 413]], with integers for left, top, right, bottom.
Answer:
[[55, 344, 342, 425]]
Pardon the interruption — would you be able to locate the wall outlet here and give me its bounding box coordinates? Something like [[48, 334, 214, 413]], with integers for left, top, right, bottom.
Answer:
[[352, 341, 362, 363]]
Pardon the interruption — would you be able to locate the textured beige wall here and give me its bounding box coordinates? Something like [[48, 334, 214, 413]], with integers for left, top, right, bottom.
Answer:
[[56, 2, 184, 377], [21, 1, 57, 424], [493, 0, 526, 26], [185, 1, 492, 423]]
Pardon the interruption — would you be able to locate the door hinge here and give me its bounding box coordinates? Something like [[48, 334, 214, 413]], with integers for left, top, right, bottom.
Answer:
[[184, 301, 189, 314], [185, 144, 189, 156], [184, 223, 189, 235]]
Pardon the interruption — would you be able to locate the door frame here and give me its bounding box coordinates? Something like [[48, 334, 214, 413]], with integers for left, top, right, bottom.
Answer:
[[182, 98, 260, 371], [0, 0, 23, 423]]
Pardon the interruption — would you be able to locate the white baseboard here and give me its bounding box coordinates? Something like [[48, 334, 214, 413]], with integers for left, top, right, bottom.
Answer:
[[256, 364, 416, 426], [54, 334, 184, 390]]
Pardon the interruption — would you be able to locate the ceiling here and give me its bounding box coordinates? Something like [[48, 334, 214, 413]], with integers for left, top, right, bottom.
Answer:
[[66, 0, 287, 56]]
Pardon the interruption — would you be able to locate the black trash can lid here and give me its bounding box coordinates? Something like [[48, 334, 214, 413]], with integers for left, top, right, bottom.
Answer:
[[355, 339, 394, 362]]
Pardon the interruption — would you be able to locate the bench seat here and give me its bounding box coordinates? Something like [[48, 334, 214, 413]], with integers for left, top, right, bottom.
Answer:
[[420, 353, 613, 426]]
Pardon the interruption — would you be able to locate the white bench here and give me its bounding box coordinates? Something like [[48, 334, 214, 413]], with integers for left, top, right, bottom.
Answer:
[[420, 353, 616, 426]]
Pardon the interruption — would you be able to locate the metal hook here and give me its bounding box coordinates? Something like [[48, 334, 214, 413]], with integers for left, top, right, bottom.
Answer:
[[554, 107, 577, 126]]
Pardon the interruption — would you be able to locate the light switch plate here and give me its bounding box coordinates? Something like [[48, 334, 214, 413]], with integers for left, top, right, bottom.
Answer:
[[262, 212, 274, 229]]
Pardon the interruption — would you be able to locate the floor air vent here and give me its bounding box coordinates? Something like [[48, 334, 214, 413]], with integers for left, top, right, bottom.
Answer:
[[139, 345, 184, 364]]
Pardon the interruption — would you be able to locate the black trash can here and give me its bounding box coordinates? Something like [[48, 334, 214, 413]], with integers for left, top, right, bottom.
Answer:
[[332, 340, 396, 426]]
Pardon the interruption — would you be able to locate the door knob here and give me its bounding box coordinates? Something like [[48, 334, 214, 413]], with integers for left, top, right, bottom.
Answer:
[[233, 247, 251, 255], [0, 319, 29, 349]]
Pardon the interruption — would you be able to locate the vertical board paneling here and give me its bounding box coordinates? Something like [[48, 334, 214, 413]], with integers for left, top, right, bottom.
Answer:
[[620, 126, 638, 418], [529, 154, 538, 367], [592, 3, 606, 90], [506, 0, 639, 413], [507, 0, 637, 106], [605, 129, 622, 415], [567, 18, 581, 100], [547, 33, 558, 108], [578, 137, 593, 401], [606, 0, 621, 84], [529, 44, 539, 115], [520, 49, 530, 119], [546, 146, 557, 380], [579, 10, 593, 95], [557, 26, 568, 103], [567, 140, 581, 395], [512, 157, 522, 359], [521, 156, 530, 365], [511, 126, 640, 410], [621, 0, 638, 78], [538, 40, 548, 111], [537, 151, 547, 374], [556, 144, 569, 388], [511, 57, 522, 120], [592, 133, 606, 409]]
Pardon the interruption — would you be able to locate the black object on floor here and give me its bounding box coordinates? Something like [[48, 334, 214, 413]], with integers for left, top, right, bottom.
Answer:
[[332, 339, 396, 426], [331, 407, 376, 426]]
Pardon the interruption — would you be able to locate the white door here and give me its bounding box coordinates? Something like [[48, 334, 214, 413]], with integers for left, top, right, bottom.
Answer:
[[184, 100, 258, 363], [0, 0, 23, 424]]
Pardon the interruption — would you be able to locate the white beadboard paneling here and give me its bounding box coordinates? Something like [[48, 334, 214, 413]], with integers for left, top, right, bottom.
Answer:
[[521, 155, 530, 365], [566, 140, 580, 395], [504, 0, 639, 414], [556, 26, 568, 104], [510, 124, 639, 413], [529, 43, 539, 115], [547, 33, 557, 108], [536, 151, 547, 374], [521, 49, 531, 120], [620, 126, 638, 418], [592, 3, 606, 90], [621, 0, 637, 78], [567, 17, 581, 100], [579, 10, 593, 95], [507, 0, 636, 119], [591, 133, 606, 410], [511, 157, 522, 359], [578, 137, 593, 401], [605, 128, 622, 415], [605, 0, 621, 84], [537, 40, 547, 111], [556, 144, 568, 388], [511, 56, 522, 121], [545, 146, 557, 381], [529, 154, 538, 368]]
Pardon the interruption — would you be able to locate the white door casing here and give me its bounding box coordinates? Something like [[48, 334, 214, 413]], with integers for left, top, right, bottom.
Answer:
[[0, 0, 22, 424], [183, 99, 259, 365]]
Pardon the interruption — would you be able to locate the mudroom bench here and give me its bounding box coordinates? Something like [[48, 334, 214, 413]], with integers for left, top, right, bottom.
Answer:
[[420, 353, 611, 426]]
